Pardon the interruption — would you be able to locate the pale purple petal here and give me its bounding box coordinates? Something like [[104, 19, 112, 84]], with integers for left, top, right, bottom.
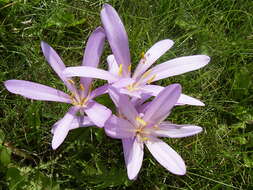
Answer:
[[153, 123, 202, 138], [101, 4, 131, 77], [85, 101, 112, 127], [111, 78, 135, 88], [51, 106, 79, 149], [41, 41, 75, 92], [107, 54, 119, 77], [177, 94, 205, 106], [89, 84, 109, 99], [140, 84, 163, 96], [104, 115, 135, 139], [142, 85, 205, 106], [108, 87, 139, 125], [51, 116, 94, 134], [63, 66, 119, 82], [133, 39, 174, 79], [147, 55, 210, 82], [130, 94, 152, 107], [122, 137, 144, 180], [136, 101, 151, 114], [4, 80, 71, 103], [108, 87, 120, 107], [119, 88, 142, 99], [145, 138, 186, 175], [143, 84, 181, 124], [81, 27, 106, 94]]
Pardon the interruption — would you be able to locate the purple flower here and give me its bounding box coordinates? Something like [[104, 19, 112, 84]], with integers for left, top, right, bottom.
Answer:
[[4, 27, 111, 149], [104, 84, 202, 180], [63, 4, 210, 106]]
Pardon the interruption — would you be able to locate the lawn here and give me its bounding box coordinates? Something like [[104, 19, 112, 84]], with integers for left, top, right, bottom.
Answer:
[[0, 0, 253, 189]]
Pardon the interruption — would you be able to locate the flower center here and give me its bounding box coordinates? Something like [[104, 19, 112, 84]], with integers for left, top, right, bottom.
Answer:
[[68, 80, 90, 107], [134, 116, 150, 141], [126, 83, 139, 92]]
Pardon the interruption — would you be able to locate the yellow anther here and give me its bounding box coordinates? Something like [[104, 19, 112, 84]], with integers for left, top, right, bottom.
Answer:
[[147, 74, 156, 84], [79, 84, 85, 91], [141, 137, 149, 141], [141, 69, 152, 79], [135, 116, 147, 126], [140, 52, 145, 59], [128, 64, 132, 72], [118, 64, 123, 76], [68, 79, 75, 85]]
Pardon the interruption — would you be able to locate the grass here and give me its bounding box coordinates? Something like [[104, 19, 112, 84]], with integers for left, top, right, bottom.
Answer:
[[0, 0, 253, 189]]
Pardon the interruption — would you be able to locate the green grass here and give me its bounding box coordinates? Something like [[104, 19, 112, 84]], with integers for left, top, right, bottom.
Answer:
[[0, 0, 253, 189]]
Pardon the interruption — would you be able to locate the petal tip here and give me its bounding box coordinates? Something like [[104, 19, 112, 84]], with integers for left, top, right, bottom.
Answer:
[[165, 39, 174, 46], [4, 80, 17, 92], [3, 80, 10, 88], [199, 102, 205, 106], [102, 3, 112, 9], [196, 126, 203, 134], [40, 40, 49, 49], [128, 173, 138, 180], [202, 55, 211, 64], [92, 26, 105, 35], [176, 169, 186, 175], [172, 163, 186, 175], [51, 143, 59, 150], [171, 83, 182, 92]]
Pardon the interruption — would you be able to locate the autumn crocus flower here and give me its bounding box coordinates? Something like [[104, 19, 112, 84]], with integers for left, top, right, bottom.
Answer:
[[4, 27, 111, 149], [63, 4, 210, 106], [104, 84, 202, 180]]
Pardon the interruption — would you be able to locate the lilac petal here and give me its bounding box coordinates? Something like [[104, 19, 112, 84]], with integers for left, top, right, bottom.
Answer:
[[119, 88, 142, 99], [145, 137, 186, 175], [130, 94, 152, 107], [153, 123, 203, 138], [104, 115, 135, 139], [122, 137, 144, 180], [108, 87, 120, 107], [148, 55, 210, 82], [81, 27, 106, 94], [177, 94, 205, 106], [142, 85, 205, 106], [85, 101, 112, 127], [108, 87, 138, 125], [143, 84, 181, 124], [51, 116, 94, 134], [52, 106, 78, 150], [41, 41, 75, 92], [111, 78, 135, 88], [63, 66, 119, 82], [107, 54, 119, 77], [101, 4, 131, 77], [136, 101, 151, 114], [133, 39, 174, 79], [4, 80, 71, 103], [140, 85, 163, 96], [89, 84, 109, 99]]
